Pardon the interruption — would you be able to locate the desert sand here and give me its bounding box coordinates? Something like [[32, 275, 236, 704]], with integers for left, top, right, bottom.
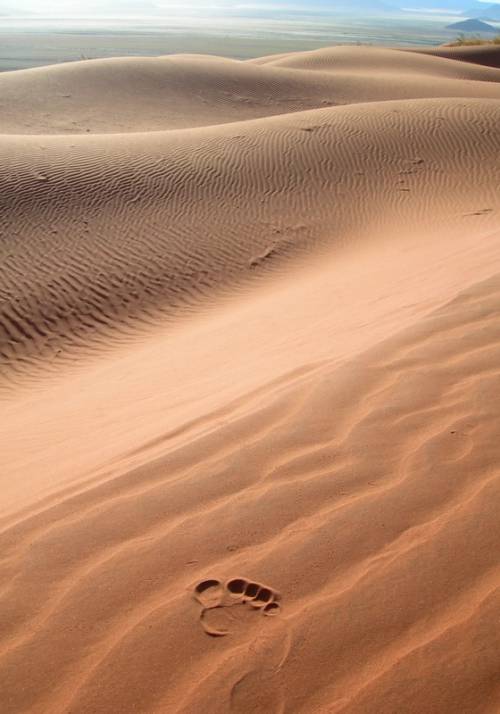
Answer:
[[1, 44, 500, 713]]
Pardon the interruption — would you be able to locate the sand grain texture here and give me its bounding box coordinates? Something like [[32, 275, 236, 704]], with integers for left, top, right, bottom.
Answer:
[[0, 45, 500, 714]]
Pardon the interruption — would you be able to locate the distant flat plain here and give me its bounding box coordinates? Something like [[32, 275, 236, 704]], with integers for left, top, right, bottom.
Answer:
[[0, 14, 466, 71]]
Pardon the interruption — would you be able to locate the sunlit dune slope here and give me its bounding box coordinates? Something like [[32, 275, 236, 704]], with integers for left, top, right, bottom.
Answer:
[[1, 254, 500, 714]]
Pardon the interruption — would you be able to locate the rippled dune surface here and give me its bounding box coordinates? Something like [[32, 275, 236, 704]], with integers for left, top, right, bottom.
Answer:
[[1, 44, 500, 714]]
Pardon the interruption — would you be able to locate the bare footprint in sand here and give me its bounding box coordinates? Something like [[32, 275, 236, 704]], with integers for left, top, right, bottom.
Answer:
[[193, 579, 224, 608], [227, 578, 281, 614], [193, 577, 281, 637]]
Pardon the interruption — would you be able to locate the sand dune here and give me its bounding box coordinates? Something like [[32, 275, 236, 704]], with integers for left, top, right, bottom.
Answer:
[[1, 47, 500, 134], [412, 44, 500, 70], [2, 97, 500, 379], [250, 44, 500, 78], [1, 45, 500, 713]]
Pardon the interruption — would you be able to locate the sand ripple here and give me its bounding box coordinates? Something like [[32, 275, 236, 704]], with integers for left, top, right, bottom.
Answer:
[[1, 45, 500, 713]]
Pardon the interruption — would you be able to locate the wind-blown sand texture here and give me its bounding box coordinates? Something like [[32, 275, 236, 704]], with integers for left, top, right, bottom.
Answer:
[[1, 44, 500, 713]]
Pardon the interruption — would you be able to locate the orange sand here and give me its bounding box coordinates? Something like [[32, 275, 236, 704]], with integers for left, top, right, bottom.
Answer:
[[1, 44, 500, 713]]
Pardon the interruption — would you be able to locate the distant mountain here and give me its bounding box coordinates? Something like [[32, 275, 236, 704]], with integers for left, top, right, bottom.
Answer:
[[446, 18, 498, 32]]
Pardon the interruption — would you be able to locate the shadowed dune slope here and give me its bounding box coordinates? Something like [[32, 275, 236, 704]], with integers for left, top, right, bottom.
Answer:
[[1, 46, 500, 714], [411, 44, 500, 69]]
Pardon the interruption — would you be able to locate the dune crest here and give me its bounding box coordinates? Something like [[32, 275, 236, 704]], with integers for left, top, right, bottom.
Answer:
[[1, 45, 500, 713]]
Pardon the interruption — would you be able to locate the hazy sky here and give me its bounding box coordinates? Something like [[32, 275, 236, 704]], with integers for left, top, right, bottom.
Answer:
[[3, 0, 500, 16]]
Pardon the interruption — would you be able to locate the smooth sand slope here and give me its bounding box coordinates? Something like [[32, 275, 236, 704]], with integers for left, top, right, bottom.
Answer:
[[1, 45, 500, 713]]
